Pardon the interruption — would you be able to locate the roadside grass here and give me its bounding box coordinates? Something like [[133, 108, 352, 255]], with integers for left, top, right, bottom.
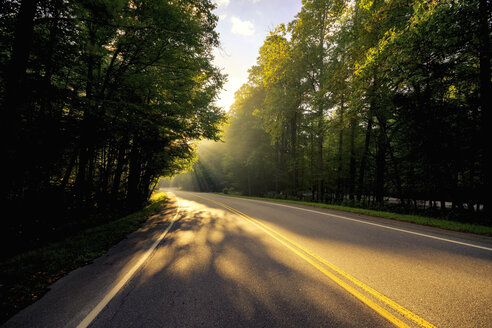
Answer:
[[216, 193, 492, 236], [0, 191, 168, 324]]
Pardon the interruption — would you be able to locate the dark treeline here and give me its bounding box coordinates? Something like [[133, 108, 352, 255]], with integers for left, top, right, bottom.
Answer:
[[168, 0, 491, 223], [0, 0, 225, 257]]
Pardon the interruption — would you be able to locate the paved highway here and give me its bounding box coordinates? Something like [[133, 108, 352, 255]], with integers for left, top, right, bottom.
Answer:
[[4, 191, 492, 327]]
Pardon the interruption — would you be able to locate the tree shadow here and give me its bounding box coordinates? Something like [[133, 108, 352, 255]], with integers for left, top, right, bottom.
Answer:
[[92, 197, 393, 327], [210, 193, 492, 263]]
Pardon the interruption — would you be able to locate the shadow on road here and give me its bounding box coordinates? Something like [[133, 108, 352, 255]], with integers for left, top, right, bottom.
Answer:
[[93, 197, 392, 327]]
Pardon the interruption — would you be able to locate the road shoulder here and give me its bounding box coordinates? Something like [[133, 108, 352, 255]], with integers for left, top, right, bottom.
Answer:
[[2, 195, 179, 328]]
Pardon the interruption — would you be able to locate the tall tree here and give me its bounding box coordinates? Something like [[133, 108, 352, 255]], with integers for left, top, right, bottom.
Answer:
[[1, 0, 226, 254]]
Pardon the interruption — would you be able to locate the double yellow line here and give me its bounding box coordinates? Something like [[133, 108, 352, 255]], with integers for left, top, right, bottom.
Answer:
[[194, 194, 437, 328]]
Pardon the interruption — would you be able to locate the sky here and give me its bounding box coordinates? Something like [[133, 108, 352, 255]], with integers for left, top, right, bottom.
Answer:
[[211, 0, 303, 111]]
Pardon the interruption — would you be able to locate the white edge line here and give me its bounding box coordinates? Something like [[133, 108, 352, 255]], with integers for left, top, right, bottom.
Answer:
[[215, 195, 492, 252], [76, 193, 181, 328]]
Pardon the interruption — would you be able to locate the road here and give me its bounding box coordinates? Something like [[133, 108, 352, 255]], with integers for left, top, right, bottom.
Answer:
[[4, 191, 492, 328]]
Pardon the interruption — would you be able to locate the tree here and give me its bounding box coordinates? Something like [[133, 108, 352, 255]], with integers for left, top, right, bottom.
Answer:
[[290, 0, 346, 201], [170, 0, 489, 223], [0, 0, 226, 255]]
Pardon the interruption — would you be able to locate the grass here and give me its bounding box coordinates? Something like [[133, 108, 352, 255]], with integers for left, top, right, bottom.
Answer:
[[0, 191, 168, 325], [217, 193, 492, 236]]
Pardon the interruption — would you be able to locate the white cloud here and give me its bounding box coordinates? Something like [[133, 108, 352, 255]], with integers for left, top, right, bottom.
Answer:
[[230, 16, 255, 36], [250, 0, 261, 3], [214, 0, 230, 8]]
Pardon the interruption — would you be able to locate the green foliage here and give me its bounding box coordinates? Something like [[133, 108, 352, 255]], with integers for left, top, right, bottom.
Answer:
[[0, 0, 226, 256], [171, 0, 489, 223], [0, 191, 168, 324]]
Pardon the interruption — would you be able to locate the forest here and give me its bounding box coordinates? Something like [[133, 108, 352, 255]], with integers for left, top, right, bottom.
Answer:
[[167, 0, 491, 224], [0, 0, 226, 257]]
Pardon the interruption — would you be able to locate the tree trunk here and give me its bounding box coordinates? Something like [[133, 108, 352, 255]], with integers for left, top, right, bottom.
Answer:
[[290, 111, 297, 194], [74, 25, 97, 204], [275, 141, 280, 193], [382, 123, 404, 206], [479, 0, 491, 213], [357, 112, 373, 201], [2, 0, 38, 196], [4, 0, 38, 123], [375, 122, 386, 205], [336, 98, 344, 202], [317, 126, 324, 202], [358, 71, 378, 201], [348, 118, 357, 201], [60, 149, 77, 191], [112, 136, 129, 199], [127, 139, 142, 208], [310, 129, 315, 201]]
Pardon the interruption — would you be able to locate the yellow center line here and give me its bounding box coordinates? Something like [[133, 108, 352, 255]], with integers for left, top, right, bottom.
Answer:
[[194, 193, 437, 328]]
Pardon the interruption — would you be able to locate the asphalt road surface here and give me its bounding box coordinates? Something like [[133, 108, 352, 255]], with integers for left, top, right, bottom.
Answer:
[[4, 191, 492, 328]]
